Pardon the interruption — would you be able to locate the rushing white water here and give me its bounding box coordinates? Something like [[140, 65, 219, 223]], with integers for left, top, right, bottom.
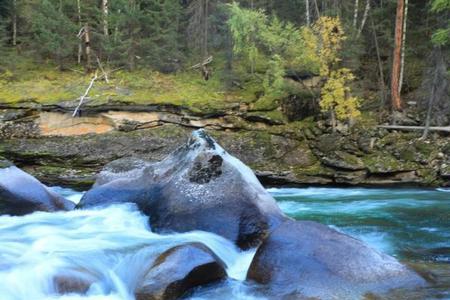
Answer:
[[0, 202, 256, 300], [2, 186, 449, 300]]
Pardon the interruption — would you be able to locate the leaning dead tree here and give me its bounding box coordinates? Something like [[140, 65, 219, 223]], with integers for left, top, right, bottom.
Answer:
[[190, 55, 213, 80], [72, 71, 99, 117], [77, 23, 92, 72]]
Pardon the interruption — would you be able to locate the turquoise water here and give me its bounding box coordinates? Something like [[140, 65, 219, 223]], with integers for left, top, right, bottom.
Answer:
[[2, 186, 448, 299], [267, 187, 450, 300], [269, 187, 450, 263]]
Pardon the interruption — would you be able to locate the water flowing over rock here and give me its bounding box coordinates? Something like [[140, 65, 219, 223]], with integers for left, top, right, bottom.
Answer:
[[247, 219, 427, 299], [78, 129, 286, 249], [136, 243, 226, 300], [0, 162, 75, 215]]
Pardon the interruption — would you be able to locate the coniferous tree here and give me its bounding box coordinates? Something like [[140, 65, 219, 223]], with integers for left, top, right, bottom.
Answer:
[[30, 0, 78, 70]]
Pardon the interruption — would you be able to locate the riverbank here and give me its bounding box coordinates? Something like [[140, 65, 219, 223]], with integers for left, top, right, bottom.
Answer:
[[1, 100, 449, 188]]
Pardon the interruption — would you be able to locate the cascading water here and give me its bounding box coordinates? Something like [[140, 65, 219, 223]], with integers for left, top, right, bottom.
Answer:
[[0, 189, 257, 300], [1, 186, 449, 300]]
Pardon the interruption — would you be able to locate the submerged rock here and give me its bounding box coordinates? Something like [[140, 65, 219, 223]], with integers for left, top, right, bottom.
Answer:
[[136, 243, 226, 300], [247, 219, 427, 299], [78, 130, 285, 249], [0, 164, 75, 215]]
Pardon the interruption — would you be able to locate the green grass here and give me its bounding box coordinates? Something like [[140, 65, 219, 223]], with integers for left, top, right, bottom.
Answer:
[[0, 63, 263, 114]]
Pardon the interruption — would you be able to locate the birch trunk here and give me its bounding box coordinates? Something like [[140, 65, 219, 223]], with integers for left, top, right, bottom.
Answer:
[[398, 0, 408, 94], [77, 0, 82, 64], [353, 0, 359, 28], [357, 0, 370, 38], [306, 0, 310, 26]]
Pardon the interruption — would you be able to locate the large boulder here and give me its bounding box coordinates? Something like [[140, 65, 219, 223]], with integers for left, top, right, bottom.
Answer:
[[247, 219, 427, 299], [135, 243, 226, 300], [0, 162, 75, 215], [78, 130, 285, 249]]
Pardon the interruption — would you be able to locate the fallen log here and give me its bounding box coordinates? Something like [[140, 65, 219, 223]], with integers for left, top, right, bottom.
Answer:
[[378, 125, 450, 133]]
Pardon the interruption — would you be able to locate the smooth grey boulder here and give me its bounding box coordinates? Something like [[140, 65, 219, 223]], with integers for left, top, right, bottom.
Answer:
[[247, 219, 427, 299], [78, 130, 285, 249], [135, 243, 226, 300], [0, 163, 75, 215], [94, 157, 152, 187]]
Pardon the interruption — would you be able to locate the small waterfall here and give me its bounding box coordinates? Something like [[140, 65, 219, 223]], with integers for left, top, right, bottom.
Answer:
[[0, 203, 256, 300]]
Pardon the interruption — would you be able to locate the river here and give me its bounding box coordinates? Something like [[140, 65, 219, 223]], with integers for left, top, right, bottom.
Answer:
[[0, 187, 449, 299]]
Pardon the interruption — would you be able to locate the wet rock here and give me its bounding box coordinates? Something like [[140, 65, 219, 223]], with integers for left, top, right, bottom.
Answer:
[[53, 274, 93, 294], [94, 157, 152, 187], [78, 130, 286, 249], [136, 243, 226, 300], [0, 164, 75, 215], [247, 219, 426, 299]]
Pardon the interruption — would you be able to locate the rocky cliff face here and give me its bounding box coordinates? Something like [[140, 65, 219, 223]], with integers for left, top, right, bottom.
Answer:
[[1, 104, 449, 188]]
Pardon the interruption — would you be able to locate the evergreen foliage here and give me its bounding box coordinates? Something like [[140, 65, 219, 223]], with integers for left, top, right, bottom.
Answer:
[[0, 0, 447, 128]]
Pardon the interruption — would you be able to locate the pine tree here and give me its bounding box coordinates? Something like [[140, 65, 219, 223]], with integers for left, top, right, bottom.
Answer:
[[105, 0, 182, 71], [30, 0, 77, 70], [431, 0, 450, 45]]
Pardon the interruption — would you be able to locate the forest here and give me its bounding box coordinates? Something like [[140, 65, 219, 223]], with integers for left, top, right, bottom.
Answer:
[[1, 1, 450, 300], [0, 0, 448, 133]]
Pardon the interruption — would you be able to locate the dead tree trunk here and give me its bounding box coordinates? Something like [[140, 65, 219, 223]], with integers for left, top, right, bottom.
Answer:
[[353, 0, 359, 28], [391, 0, 405, 111], [77, 0, 82, 64], [378, 125, 450, 133], [84, 23, 92, 72], [306, 0, 311, 26], [330, 109, 337, 132], [12, 0, 17, 47], [203, 0, 209, 60], [371, 18, 387, 112], [313, 0, 320, 18], [357, 0, 370, 38], [102, 0, 109, 37]]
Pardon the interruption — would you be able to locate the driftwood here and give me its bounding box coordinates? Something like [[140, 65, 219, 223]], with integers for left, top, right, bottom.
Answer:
[[378, 125, 450, 133], [72, 71, 99, 117]]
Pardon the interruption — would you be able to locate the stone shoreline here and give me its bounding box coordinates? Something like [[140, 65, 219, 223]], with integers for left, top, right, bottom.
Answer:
[[1, 104, 449, 188]]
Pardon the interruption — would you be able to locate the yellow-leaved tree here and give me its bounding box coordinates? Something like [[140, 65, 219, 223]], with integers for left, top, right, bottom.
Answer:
[[313, 16, 361, 131]]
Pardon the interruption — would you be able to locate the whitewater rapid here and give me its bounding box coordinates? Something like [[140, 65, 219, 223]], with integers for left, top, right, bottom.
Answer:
[[0, 202, 256, 300], [2, 186, 448, 300]]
